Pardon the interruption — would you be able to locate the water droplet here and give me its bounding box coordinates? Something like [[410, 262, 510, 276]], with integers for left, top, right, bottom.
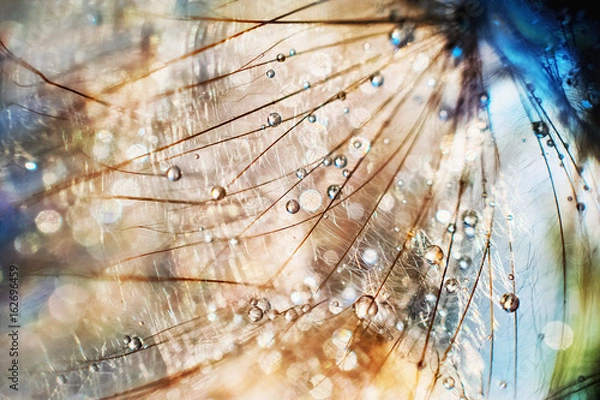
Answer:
[[447, 223, 456, 233], [56, 374, 67, 384], [267, 112, 282, 127], [276, 53, 286, 62], [295, 168, 307, 179], [389, 24, 414, 48], [128, 336, 143, 351], [322, 156, 332, 167], [500, 293, 520, 312], [89, 363, 100, 373], [301, 304, 311, 313], [444, 278, 460, 293], [288, 49, 297, 56], [343, 107, 349, 114], [479, 92, 490, 107], [462, 210, 479, 227], [303, 81, 311, 90], [336, 91, 346, 101], [284, 308, 298, 321], [307, 114, 317, 123], [439, 109, 449, 120], [267, 310, 279, 320], [210, 185, 226, 200], [499, 381, 508, 389], [334, 155, 347, 168], [329, 299, 343, 314], [395, 321, 405, 331], [508, 273, 515, 280], [250, 298, 259, 306], [424, 245, 444, 265], [248, 306, 264, 322], [532, 121, 549, 138], [547, 139, 555, 147], [266, 69, 275, 78], [370, 72, 384, 87], [353, 295, 378, 320], [166, 165, 182, 181], [123, 335, 131, 345], [442, 376, 455, 389], [327, 185, 341, 199], [286, 199, 300, 214], [576, 202, 586, 212]]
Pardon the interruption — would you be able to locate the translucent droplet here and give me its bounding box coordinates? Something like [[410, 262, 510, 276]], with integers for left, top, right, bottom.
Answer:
[[329, 299, 343, 315], [333, 155, 347, 169], [284, 308, 298, 321], [266, 69, 275, 78], [295, 168, 307, 179], [301, 304, 311, 313], [532, 121, 549, 138], [288, 49, 297, 56], [342, 169, 350, 178], [89, 363, 100, 373], [128, 336, 143, 351], [248, 306, 264, 322], [307, 114, 316, 123], [500, 293, 520, 312], [286, 199, 300, 214], [303, 81, 311, 90], [56, 374, 67, 384], [576, 202, 586, 212], [395, 321, 405, 331], [508, 273, 515, 280], [447, 223, 456, 233], [327, 185, 341, 199], [370, 72, 384, 87], [210, 185, 226, 200], [462, 210, 479, 227], [389, 24, 413, 48], [444, 278, 460, 293], [267, 112, 282, 127], [499, 381, 508, 389], [353, 295, 378, 320], [123, 335, 131, 345], [424, 245, 444, 265], [442, 376, 455, 389], [479, 92, 490, 107], [166, 165, 182, 181], [276, 53, 286, 62], [322, 156, 332, 167]]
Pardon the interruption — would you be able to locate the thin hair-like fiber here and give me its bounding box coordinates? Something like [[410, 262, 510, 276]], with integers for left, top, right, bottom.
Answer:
[[0, 1, 599, 399]]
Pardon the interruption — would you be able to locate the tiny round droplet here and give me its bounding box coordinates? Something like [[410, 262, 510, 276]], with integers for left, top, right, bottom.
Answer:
[[285, 308, 298, 321], [89, 363, 100, 373], [296, 168, 307, 179], [289, 49, 297, 56], [447, 223, 456, 233], [286, 199, 300, 214], [248, 306, 264, 322], [266, 69, 275, 78], [442, 376, 455, 389], [508, 273, 515, 280], [353, 295, 378, 320], [500, 293, 520, 312], [276, 53, 286, 62], [576, 202, 586, 212], [257, 298, 271, 312], [123, 335, 131, 345], [370, 72, 384, 87], [444, 278, 460, 293], [329, 299, 343, 315], [301, 304, 311, 313], [128, 336, 143, 351], [267, 112, 282, 127], [210, 186, 226, 200], [166, 165, 182, 181], [334, 155, 347, 169], [462, 210, 479, 227], [499, 381, 508, 389], [327, 185, 341, 199], [424, 245, 444, 265], [532, 121, 549, 138], [56, 374, 67, 384], [307, 114, 316, 123]]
